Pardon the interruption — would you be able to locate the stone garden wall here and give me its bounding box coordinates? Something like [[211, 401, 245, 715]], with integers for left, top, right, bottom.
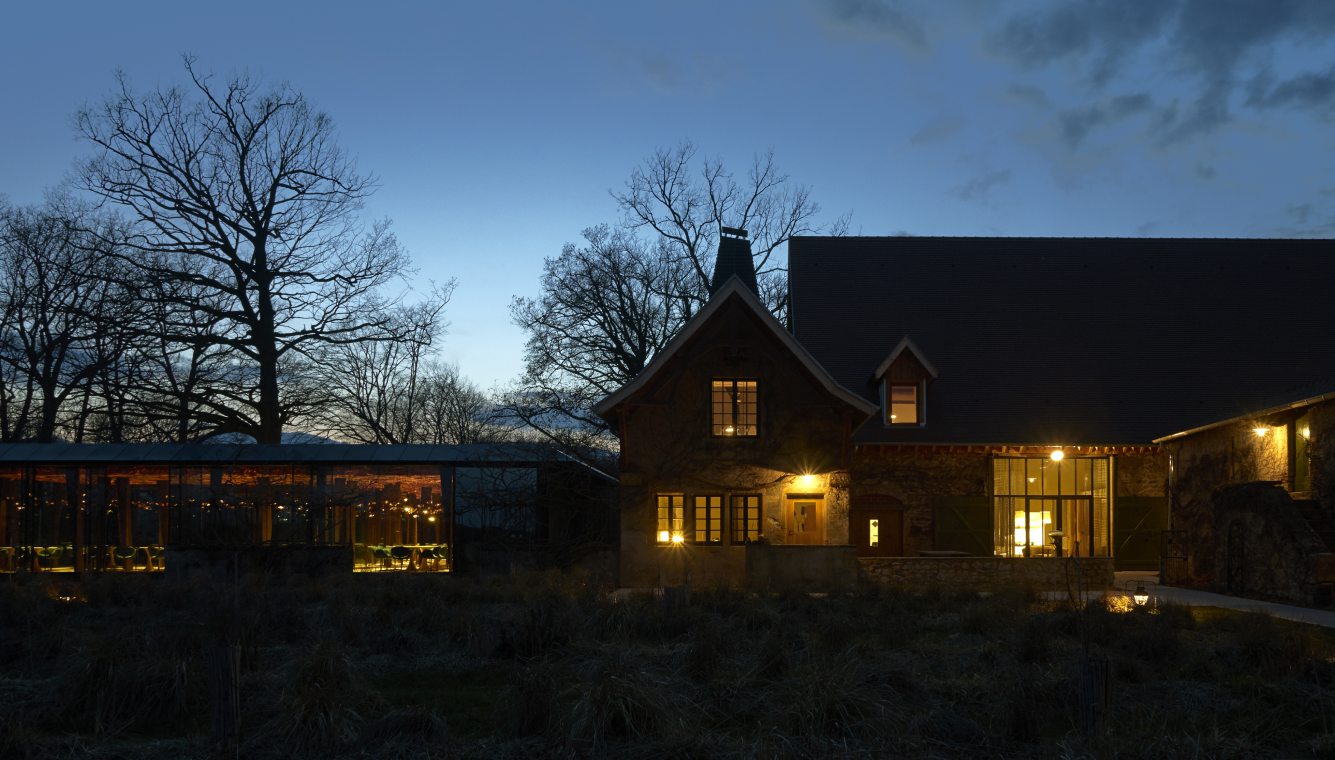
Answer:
[[859, 556, 1115, 591]]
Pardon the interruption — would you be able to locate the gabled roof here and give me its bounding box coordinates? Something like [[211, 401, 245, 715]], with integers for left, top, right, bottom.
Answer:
[[790, 236, 1335, 446], [1154, 378, 1335, 443], [873, 336, 939, 381], [594, 275, 878, 419]]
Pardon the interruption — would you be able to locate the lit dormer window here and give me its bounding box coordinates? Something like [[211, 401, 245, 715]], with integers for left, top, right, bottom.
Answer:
[[874, 337, 936, 428], [888, 384, 919, 424]]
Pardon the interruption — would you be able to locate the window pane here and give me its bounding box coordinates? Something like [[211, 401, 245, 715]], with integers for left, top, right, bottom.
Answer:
[[889, 385, 917, 424], [657, 495, 683, 542], [713, 379, 757, 436]]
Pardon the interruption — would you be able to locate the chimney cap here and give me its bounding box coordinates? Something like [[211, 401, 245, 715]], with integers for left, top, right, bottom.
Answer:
[[720, 226, 748, 239]]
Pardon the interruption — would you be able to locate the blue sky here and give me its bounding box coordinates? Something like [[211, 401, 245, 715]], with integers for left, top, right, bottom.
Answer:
[[3, 1, 1334, 388]]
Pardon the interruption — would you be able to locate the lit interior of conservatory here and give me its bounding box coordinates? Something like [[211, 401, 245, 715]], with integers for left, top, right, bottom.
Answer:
[[992, 456, 1110, 558], [0, 464, 459, 573]]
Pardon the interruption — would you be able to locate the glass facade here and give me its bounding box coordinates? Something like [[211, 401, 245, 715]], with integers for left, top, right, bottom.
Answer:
[[0, 463, 511, 573], [992, 457, 1110, 557]]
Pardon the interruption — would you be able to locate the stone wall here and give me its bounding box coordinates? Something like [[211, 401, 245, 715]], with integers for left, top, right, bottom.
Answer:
[[1211, 481, 1330, 604], [616, 295, 860, 589], [849, 449, 990, 556], [745, 544, 857, 591], [1116, 450, 1170, 497], [1170, 411, 1325, 586], [859, 556, 1115, 591]]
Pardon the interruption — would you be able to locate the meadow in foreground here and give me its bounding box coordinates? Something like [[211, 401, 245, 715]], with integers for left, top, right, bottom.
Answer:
[[0, 570, 1331, 759]]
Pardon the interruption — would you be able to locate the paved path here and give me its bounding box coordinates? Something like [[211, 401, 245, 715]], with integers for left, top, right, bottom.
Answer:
[[1095, 571, 1335, 629]]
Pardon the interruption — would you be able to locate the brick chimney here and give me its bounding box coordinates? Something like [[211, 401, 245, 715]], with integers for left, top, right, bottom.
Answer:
[[709, 226, 758, 296]]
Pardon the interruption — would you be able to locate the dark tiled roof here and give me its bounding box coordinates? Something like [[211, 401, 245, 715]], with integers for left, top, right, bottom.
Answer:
[[789, 236, 1335, 446], [0, 443, 617, 481], [711, 234, 758, 295]]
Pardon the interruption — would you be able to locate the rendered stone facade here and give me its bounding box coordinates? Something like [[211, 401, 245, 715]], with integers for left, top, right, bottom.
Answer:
[[1210, 481, 1330, 604], [612, 292, 866, 588]]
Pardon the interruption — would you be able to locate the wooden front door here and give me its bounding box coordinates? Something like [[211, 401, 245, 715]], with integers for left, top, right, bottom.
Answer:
[[850, 510, 903, 557], [787, 497, 825, 545]]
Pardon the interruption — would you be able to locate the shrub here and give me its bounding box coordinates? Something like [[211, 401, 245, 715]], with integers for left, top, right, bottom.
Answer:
[[1233, 612, 1313, 673], [778, 657, 896, 741], [502, 590, 575, 659], [1014, 615, 1052, 664], [499, 658, 562, 739], [251, 641, 385, 753], [351, 706, 451, 754], [567, 650, 690, 746]]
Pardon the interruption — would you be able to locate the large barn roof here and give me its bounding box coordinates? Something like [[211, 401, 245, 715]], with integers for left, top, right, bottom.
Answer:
[[789, 236, 1335, 447], [0, 442, 618, 481]]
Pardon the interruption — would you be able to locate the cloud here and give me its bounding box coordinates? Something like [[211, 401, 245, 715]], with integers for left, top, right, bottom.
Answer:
[[806, 0, 928, 55], [1135, 221, 1160, 235], [949, 167, 1012, 203], [1195, 163, 1217, 180], [1247, 66, 1335, 111], [1004, 84, 1052, 109], [909, 117, 964, 144], [989, 0, 1335, 145], [1056, 93, 1153, 149], [609, 48, 740, 95], [986, 0, 1175, 87]]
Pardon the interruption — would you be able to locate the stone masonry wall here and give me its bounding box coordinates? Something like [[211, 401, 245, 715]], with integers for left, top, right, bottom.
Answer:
[[849, 449, 990, 556], [1174, 420, 1292, 586], [860, 556, 1115, 591]]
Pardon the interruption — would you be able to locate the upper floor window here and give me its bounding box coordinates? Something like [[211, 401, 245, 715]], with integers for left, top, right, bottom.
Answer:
[[887, 383, 919, 425], [712, 379, 757, 436]]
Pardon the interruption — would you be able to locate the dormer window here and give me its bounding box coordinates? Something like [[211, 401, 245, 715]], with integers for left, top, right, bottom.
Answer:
[[712, 379, 757, 436], [888, 384, 919, 424], [874, 336, 937, 428]]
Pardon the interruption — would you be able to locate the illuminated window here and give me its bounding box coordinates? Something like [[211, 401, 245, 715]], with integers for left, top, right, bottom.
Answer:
[[887, 384, 918, 424], [730, 495, 761, 544], [694, 495, 723, 543], [869, 518, 879, 547], [712, 380, 757, 436], [991, 457, 1109, 558], [656, 494, 684, 543]]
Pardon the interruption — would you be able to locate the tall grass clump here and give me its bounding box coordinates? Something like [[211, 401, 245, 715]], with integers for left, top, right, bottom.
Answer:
[[567, 650, 691, 748], [778, 656, 897, 742], [252, 641, 386, 753]]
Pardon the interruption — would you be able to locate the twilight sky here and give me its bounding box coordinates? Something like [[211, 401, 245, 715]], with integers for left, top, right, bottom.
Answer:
[[3, 1, 1333, 389]]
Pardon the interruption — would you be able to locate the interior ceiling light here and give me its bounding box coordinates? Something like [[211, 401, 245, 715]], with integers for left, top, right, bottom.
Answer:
[[1050, 450, 1064, 461]]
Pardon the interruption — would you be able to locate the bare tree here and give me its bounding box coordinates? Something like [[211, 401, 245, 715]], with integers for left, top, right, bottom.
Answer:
[[307, 303, 443, 444], [0, 195, 126, 442], [506, 145, 846, 462], [413, 362, 501, 445], [613, 141, 848, 320], [505, 224, 690, 455], [71, 56, 449, 443]]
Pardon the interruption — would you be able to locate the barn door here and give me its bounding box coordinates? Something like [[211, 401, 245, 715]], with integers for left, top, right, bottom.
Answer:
[[850, 510, 903, 557], [933, 496, 992, 556], [1113, 497, 1167, 570]]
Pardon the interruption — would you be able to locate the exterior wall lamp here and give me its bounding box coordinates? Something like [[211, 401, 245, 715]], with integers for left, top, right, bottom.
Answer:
[[1253, 427, 1270, 437], [1050, 449, 1064, 461]]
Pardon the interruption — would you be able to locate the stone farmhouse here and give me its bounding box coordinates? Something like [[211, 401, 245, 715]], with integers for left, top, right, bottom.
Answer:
[[596, 232, 1335, 601]]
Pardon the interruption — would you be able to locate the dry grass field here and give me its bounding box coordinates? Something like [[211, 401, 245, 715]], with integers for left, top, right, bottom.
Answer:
[[0, 570, 1332, 759]]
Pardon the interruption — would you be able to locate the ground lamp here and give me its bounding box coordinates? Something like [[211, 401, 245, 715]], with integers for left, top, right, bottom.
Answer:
[[1124, 579, 1157, 608]]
